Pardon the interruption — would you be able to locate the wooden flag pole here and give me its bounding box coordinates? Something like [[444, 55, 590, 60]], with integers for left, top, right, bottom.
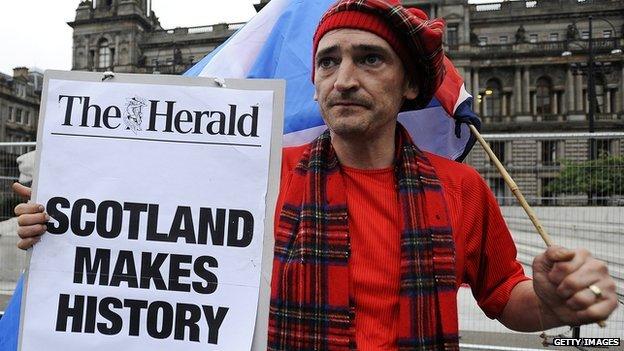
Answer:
[[467, 124, 606, 328]]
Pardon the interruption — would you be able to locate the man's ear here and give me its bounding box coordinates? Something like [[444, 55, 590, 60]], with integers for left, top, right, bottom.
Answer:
[[404, 81, 419, 101]]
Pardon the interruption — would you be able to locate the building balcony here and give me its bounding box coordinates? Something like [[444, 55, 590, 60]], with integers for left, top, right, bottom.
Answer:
[[469, 0, 623, 21], [447, 38, 622, 59]]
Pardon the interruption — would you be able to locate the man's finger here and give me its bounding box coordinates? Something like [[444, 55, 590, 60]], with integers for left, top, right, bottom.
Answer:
[[575, 297, 618, 324], [17, 224, 47, 239], [12, 182, 32, 200], [556, 260, 608, 299], [545, 246, 576, 262], [14, 203, 44, 216], [547, 248, 590, 285], [17, 236, 41, 251], [17, 212, 49, 227]]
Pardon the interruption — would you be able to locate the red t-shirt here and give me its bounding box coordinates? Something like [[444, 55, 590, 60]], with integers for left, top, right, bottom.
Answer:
[[276, 145, 529, 350]]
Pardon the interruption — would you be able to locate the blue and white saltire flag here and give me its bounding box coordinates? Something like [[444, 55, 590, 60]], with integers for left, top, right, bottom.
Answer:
[[185, 0, 480, 161], [0, 1, 481, 348]]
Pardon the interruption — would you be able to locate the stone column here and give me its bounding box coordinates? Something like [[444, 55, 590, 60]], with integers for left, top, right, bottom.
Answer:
[[532, 92, 537, 117], [566, 68, 574, 112], [523, 67, 531, 113], [621, 67, 624, 113], [473, 69, 480, 113], [605, 89, 611, 114], [514, 67, 522, 114], [463, 68, 472, 95], [575, 74, 583, 111], [502, 93, 507, 116], [551, 92, 558, 115]]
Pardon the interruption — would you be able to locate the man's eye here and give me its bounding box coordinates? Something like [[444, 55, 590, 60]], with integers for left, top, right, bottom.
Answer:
[[318, 57, 336, 69], [363, 55, 381, 65]]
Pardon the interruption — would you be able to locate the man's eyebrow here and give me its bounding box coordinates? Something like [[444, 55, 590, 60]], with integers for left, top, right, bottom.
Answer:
[[315, 45, 339, 59], [352, 44, 391, 55]]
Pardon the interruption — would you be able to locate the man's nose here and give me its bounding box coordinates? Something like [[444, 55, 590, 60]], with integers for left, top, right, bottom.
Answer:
[[333, 60, 359, 92]]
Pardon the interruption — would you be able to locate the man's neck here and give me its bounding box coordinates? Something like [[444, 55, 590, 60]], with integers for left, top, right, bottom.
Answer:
[[330, 125, 396, 170]]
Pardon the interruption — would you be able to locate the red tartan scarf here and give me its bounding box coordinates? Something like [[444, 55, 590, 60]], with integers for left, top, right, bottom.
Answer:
[[269, 124, 459, 350]]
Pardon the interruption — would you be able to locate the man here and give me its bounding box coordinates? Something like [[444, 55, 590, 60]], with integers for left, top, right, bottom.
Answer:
[[14, 0, 618, 350]]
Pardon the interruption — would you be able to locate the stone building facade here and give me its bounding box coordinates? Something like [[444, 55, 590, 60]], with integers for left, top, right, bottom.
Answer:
[[68, 0, 624, 204], [0, 67, 41, 152], [68, 0, 243, 75]]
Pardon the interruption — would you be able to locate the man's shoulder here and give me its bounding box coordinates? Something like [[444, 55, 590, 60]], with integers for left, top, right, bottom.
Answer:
[[424, 151, 483, 188]]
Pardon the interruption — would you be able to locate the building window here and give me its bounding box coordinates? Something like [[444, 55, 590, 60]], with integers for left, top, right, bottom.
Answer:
[[536, 77, 552, 116], [98, 39, 112, 69], [16, 109, 23, 124], [529, 34, 538, 43], [581, 30, 589, 39], [26, 111, 31, 126], [541, 177, 556, 205], [478, 36, 488, 46], [8, 106, 14, 121], [483, 79, 502, 118], [596, 139, 613, 157], [595, 75, 607, 114], [499, 36, 508, 44], [603, 30, 612, 38], [490, 141, 506, 164], [541, 140, 560, 165], [447, 24, 459, 48], [549, 33, 559, 41]]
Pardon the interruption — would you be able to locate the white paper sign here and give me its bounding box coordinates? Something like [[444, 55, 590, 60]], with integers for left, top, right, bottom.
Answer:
[[19, 71, 284, 351]]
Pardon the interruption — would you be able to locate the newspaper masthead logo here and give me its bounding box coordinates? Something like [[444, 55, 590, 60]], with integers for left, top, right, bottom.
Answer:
[[58, 95, 260, 137]]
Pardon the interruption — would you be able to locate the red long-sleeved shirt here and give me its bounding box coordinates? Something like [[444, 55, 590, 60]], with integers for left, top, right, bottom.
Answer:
[[277, 145, 529, 350]]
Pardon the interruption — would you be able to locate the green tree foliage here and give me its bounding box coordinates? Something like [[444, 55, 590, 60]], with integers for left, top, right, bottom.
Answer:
[[545, 155, 624, 197]]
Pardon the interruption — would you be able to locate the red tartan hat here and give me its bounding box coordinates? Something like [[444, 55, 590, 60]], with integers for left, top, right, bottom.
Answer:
[[312, 0, 447, 109]]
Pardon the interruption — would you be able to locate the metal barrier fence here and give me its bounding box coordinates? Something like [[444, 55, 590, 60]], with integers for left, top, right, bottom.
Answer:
[[461, 132, 624, 348], [0, 135, 622, 348]]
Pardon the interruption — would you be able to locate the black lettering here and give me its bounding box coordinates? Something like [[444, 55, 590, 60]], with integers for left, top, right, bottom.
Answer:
[[193, 111, 209, 134], [203, 306, 229, 345], [55, 294, 84, 332], [237, 105, 259, 137], [227, 104, 236, 135], [174, 303, 201, 342], [174, 110, 193, 134], [103, 106, 121, 129], [46, 196, 70, 234], [193, 255, 218, 294], [124, 299, 148, 336], [84, 296, 98, 333], [170, 206, 196, 244], [80, 96, 102, 127], [146, 204, 170, 242], [73, 247, 110, 285], [147, 301, 174, 339], [110, 250, 139, 288], [169, 254, 192, 292], [58, 95, 83, 126], [97, 297, 123, 335], [227, 209, 254, 247], [96, 200, 123, 239], [71, 198, 96, 236], [147, 100, 175, 132], [139, 252, 168, 290], [206, 111, 226, 135], [198, 208, 225, 245], [123, 202, 148, 240]]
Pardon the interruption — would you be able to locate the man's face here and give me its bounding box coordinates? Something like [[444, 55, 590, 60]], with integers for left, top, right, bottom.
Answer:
[[314, 29, 418, 140]]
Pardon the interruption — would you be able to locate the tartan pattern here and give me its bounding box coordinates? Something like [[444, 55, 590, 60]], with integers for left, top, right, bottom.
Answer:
[[313, 0, 446, 109], [269, 124, 459, 350]]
